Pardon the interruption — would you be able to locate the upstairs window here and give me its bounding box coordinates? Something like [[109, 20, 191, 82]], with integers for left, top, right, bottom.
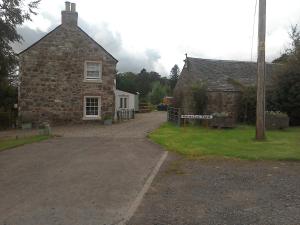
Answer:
[[84, 61, 102, 81]]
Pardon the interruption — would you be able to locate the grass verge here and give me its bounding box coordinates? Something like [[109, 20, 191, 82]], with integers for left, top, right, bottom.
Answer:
[[0, 135, 50, 152], [149, 123, 300, 161]]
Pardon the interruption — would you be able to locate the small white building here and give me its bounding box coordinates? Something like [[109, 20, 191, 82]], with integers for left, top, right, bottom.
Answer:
[[115, 89, 139, 120]]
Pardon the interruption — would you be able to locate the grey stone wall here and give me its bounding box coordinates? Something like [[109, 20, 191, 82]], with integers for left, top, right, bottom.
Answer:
[[206, 91, 240, 119], [19, 24, 117, 125], [175, 89, 240, 119]]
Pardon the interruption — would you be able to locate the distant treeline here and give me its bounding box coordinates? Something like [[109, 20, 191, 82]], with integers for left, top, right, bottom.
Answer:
[[116, 65, 180, 104]]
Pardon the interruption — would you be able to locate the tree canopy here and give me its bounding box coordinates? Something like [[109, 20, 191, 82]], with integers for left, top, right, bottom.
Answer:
[[0, 0, 40, 82], [170, 64, 180, 91], [271, 25, 300, 125], [116, 68, 173, 103], [0, 0, 40, 113]]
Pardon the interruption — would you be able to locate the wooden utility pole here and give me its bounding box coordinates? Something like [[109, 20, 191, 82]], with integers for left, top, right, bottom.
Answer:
[[256, 0, 266, 140]]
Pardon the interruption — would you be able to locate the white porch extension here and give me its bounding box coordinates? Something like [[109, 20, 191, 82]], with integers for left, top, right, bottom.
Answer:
[[115, 89, 139, 121]]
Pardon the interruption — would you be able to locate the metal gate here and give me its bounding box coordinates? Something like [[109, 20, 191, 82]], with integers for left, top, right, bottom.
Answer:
[[117, 109, 135, 121]]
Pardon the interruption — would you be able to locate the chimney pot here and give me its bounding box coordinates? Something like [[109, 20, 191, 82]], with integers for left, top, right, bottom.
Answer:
[[65, 1, 71, 11], [62, 2, 78, 27], [71, 3, 76, 12]]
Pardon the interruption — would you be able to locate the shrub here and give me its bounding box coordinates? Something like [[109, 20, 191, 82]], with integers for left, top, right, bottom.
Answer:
[[191, 81, 208, 114], [148, 82, 169, 105], [266, 111, 289, 129], [210, 112, 236, 128], [0, 112, 10, 129], [273, 71, 300, 125], [212, 112, 230, 118], [238, 86, 257, 124], [266, 111, 288, 117]]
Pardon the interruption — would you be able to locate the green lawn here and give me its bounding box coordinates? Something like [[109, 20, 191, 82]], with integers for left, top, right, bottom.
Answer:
[[0, 135, 50, 152], [149, 123, 300, 160]]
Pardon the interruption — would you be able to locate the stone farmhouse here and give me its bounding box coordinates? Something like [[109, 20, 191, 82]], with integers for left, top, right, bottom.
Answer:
[[18, 2, 118, 125], [174, 57, 278, 119]]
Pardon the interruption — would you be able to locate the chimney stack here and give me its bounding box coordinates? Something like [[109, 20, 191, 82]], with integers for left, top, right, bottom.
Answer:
[[61, 1, 78, 27], [65, 1, 71, 11], [71, 3, 76, 12]]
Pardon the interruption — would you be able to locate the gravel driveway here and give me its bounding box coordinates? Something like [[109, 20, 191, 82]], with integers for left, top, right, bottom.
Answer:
[[0, 112, 167, 225], [129, 154, 300, 225]]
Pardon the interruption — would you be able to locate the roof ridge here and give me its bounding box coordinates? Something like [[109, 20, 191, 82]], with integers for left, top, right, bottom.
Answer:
[[18, 25, 118, 62], [187, 57, 275, 65]]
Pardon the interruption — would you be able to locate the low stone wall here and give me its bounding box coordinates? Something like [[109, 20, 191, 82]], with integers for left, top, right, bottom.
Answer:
[[266, 115, 289, 129], [209, 117, 236, 128]]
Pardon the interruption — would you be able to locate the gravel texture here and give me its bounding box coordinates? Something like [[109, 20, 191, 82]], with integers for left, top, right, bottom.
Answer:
[[0, 112, 166, 225], [129, 153, 300, 225]]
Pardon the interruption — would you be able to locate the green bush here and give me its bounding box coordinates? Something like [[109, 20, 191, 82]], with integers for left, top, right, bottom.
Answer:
[[148, 82, 169, 105], [237, 86, 256, 124], [273, 71, 300, 125], [191, 81, 208, 114], [0, 112, 11, 129]]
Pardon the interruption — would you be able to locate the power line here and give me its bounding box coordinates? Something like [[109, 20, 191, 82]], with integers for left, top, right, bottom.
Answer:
[[251, 0, 258, 61]]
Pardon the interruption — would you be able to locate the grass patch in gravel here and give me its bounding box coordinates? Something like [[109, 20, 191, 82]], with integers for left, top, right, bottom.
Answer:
[[149, 123, 300, 160], [0, 135, 50, 152]]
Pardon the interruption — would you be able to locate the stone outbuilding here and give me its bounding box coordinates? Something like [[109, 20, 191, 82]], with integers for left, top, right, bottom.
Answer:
[[174, 57, 278, 119], [18, 2, 118, 125]]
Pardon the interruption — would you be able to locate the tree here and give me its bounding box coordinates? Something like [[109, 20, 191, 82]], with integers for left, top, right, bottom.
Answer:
[[170, 64, 180, 91], [0, 0, 40, 83], [148, 82, 168, 105], [275, 71, 300, 125], [271, 25, 300, 125], [116, 69, 168, 102], [136, 69, 162, 98], [116, 72, 138, 94]]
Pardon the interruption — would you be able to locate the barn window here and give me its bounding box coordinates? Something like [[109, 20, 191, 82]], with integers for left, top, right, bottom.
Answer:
[[84, 96, 101, 118], [84, 61, 102, 81]]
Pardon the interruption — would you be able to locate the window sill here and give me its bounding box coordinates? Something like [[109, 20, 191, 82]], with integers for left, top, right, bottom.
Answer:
[[82, 116, 102, 120], [83, 79, 102, 83]]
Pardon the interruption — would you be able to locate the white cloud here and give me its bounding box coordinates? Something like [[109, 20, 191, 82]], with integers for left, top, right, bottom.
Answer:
[[16, 0, 300, 75]]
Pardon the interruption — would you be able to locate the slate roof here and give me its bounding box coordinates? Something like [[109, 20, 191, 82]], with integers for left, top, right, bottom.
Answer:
[[18, 25, 118, 63], [177, 57, 278, 91]]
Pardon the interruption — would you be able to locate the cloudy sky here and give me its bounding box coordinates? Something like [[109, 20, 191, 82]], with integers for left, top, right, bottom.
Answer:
[[14, 0, 300, 76]]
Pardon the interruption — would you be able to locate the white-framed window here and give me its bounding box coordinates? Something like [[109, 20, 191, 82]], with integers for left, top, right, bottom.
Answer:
[[84, 96, 101, 118], [84, 61, 102, 81], [119, 96, 128, 109]]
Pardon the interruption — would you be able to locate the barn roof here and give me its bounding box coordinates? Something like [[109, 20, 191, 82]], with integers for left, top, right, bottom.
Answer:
[[177, 57, 278, 92]]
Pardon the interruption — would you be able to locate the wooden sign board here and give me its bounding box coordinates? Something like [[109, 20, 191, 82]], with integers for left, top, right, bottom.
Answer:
[[181, 115, 213, 120]]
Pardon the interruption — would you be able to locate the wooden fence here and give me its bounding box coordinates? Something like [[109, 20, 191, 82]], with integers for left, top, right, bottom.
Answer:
[[167, 107, 182, 126], [117, 109, 135, 121]]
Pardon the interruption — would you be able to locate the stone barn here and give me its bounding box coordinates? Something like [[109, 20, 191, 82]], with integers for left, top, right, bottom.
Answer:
[[18, 2, 118, 125], [174, 57, 278, 119]]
